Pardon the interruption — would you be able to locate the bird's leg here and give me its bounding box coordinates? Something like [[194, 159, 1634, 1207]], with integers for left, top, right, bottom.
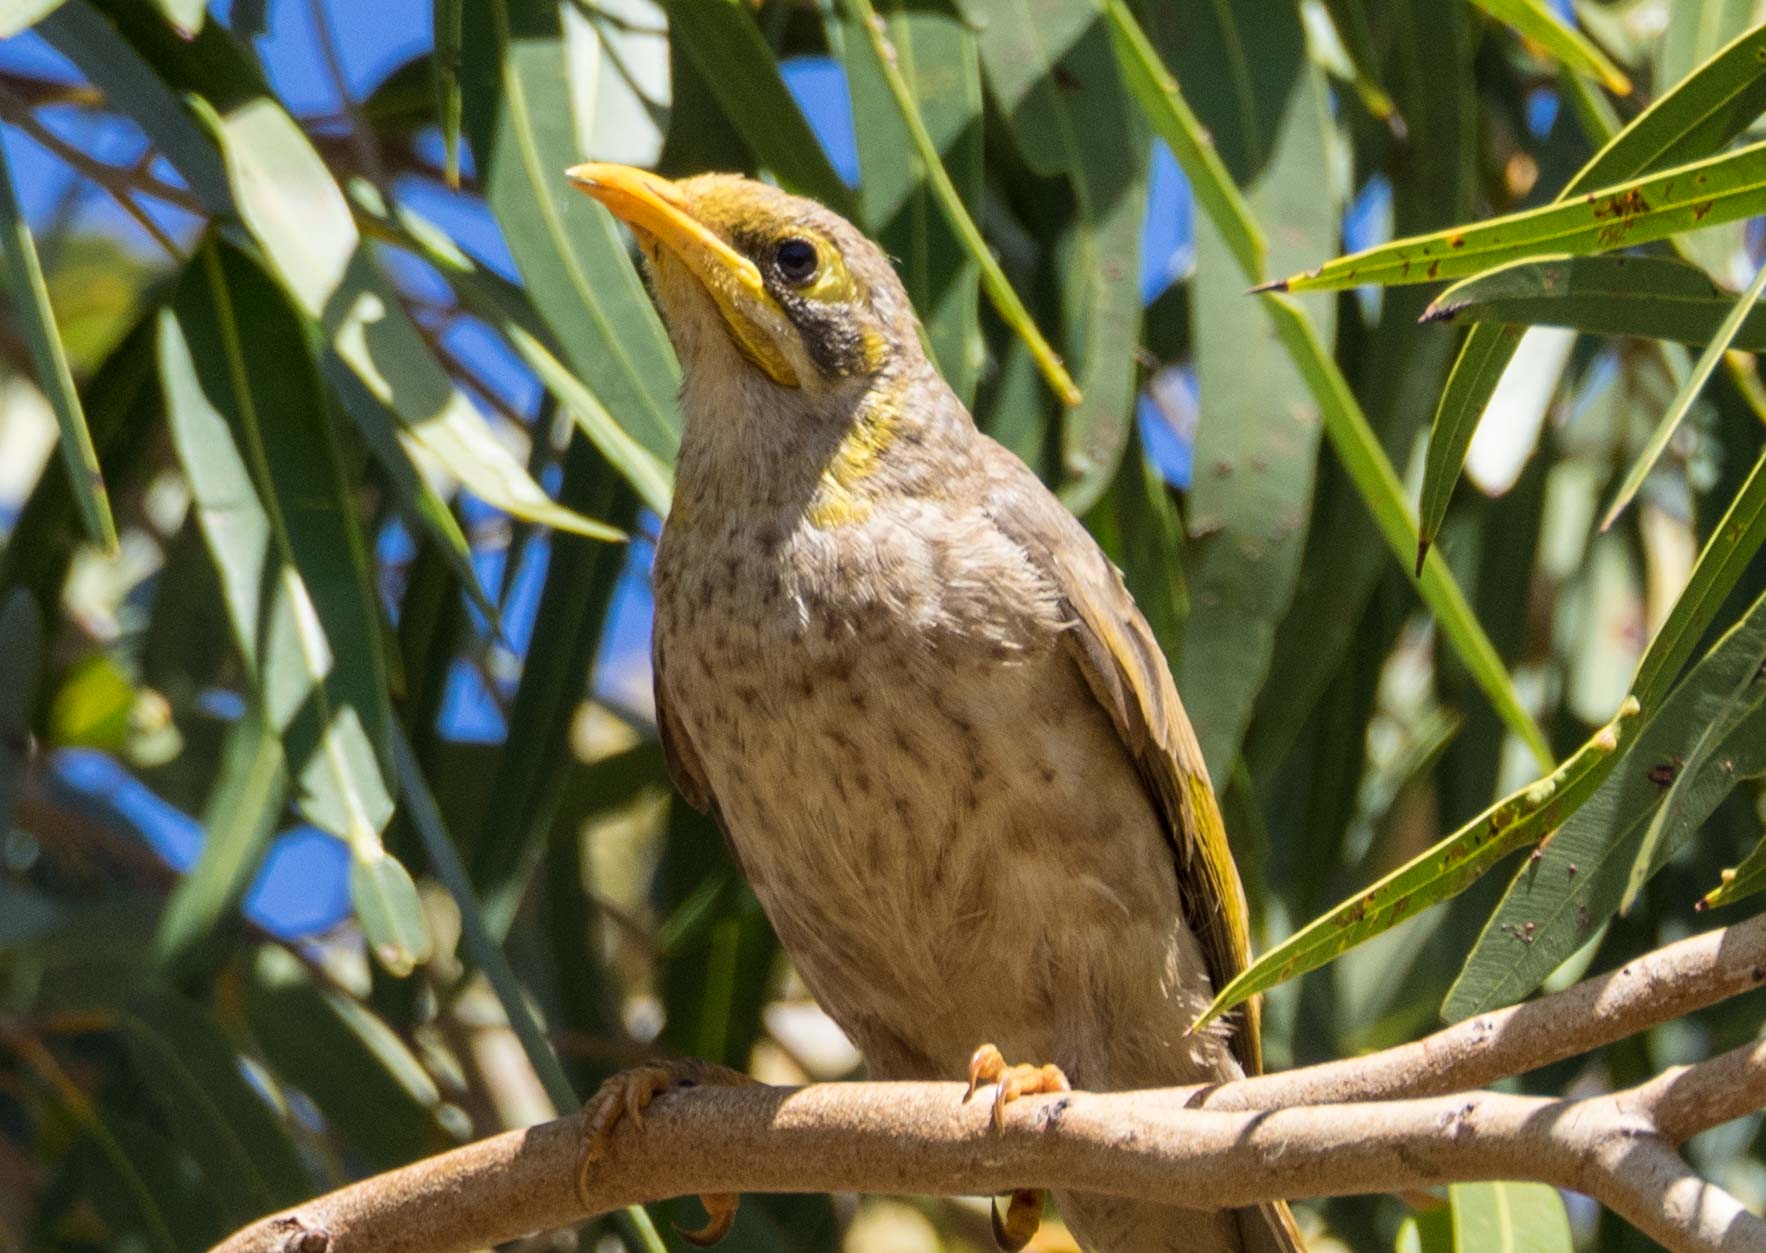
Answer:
[[965, 1042, 1071, 1130], [991, 1188, 1046, 1253], [577, 1057, 755, 1246], [964, 1044, 1069, 1251]]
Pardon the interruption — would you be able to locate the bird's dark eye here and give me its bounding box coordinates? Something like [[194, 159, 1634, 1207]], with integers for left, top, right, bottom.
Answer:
[[774, 237, 820, 285]]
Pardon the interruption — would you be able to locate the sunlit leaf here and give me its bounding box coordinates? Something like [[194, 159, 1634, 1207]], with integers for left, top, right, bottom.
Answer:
[[1417, 17, 1766, 557]]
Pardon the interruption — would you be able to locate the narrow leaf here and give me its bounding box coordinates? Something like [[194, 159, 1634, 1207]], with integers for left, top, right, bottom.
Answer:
[[460, 0, 682, 463], [1701, 826, 1766, 911], [1263, 139, 1766, 294], [349, 850, 433, 978], [0, 0, 67, 38], [152, 702, 286, 973], [1102, 0, 1267, 279], [434, 0, 463, 186], [1194, 696, 1636, 1032], [147, 0, 201, 36], [844, 0, 1079, 406], [0, 122, 116, 553], [1466, 0, 1630, 94], [1449, 1180, 1576, 1252], [1599, 258, 1766, 531], [662, 0, 855, 216], [0, 592, 42, 846], [1417, 17, 1766, 556], [1445, 590, 1766, 1018], [1422, 254, 1766, 349], [1265, 297, 1553, 768]]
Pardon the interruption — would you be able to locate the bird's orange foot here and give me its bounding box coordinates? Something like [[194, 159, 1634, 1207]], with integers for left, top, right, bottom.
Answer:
[[577, 1058, 753, 1246], [965, 1043, 1071, 1131], [991, 1187, 1046, 1252]]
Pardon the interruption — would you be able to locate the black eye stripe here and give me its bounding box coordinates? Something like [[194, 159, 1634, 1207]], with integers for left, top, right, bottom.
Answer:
[[775, 238, 819, 284]]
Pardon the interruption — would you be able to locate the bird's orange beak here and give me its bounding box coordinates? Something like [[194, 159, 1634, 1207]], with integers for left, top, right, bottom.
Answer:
[[566, 162, 798, 387]]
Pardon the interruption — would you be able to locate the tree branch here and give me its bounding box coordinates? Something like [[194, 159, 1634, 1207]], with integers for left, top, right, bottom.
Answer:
[[207, 911, 1766, 1253]]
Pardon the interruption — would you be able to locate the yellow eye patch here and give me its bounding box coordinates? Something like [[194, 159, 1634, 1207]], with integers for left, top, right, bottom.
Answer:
[[773, 232, 855, 303]]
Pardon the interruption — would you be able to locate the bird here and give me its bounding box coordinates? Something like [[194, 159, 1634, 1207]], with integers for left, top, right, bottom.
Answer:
[[564, 161, 1303, 1253]]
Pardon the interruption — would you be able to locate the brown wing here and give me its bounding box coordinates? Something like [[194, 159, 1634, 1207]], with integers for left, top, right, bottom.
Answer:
[[653, 632, 712, 814], [981, 441, 1263, 1076]]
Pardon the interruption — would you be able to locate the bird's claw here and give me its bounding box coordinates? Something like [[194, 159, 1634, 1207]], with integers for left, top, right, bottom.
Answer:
[[965, 1042, 1071, 1131], [576, 1058, 753, 1246], [991, 1188, 1045, 1252]]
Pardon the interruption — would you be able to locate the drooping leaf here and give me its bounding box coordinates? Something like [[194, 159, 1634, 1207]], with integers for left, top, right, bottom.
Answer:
[[1445, 588, 1766, 1018], [1413, 17, 1766, 553], [160, 239, 428, 976], [845, 0, 1075, 407], [957, 0, 1145, 511], [0, 591, 41, 846], [151, 703, 286, 975], [1177, 26, 1338, 781], [459, 0, 682, 464], [1599, 258, 1766, 531], [662, 0, 855, 215], [0, 113, 116, 554], [841, 0, 984, 405], [1465, 0, 1629, 94]]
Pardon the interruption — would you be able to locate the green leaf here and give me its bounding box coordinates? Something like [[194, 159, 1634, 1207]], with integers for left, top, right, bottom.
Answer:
[[1264, 138, 1766, 294], [1422, 254, 1766, 349], [1446, 1181, 1575, 1252], [1621, 593, 1766, 910], [1466, 0, 1630, 94], [244, 945, 449, 1171], [161, 239, 431, 975], [1178, 42, 1338, 781], [0, 113, 116, 554], [1632, 445, 1766, 713], [841, 0, 984, 405], [0, 591, 41, 846], [350, 849, 434, 978], [114, 993, 310, 1218], [152, 703, 286, 975], [957, 0, 1146, 511], [1102, 0, 1267, 279], [1417, 16, 1766, 557], [459, 0, 682, 464], [1194, 694, 1636, 1032], [662, 0, 855, 216], [845, 0, 1077, 408], [469, 439, 634, 933], [1444, 589, 1766, 1018], [1702, 823, 1766, 910], [319, 351, 499, 626], [434, 0, 463, 186], [1264, 298, 1553, 769], [1599, 259, 1766, 531], [0, 0, 67, 39]]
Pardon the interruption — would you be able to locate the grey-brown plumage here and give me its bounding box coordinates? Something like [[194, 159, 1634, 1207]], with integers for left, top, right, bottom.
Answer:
[[574, 166, 1302, 1253]]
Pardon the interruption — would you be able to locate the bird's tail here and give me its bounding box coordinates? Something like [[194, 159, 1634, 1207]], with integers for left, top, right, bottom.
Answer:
[[1056, 1192, 1306, 1253]]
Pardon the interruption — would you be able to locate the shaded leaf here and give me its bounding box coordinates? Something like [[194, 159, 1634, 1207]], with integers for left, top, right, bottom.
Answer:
[[958, 0, 1145, 510], [0, 114, 116, 553], [663, 0, 855, 215], [1599, 258, 1766, 531], [460, 0, 682, 464], [1445, 588, 1766, 1018], [1417, 15, 1766, 556], [1422, 254, 1766, 349], [152, 703, 286, 975], [0, 591, 41, 846], [842, 0, 984, 404], [845, 0, 1076, 407], [1467, 0, 1629, 94]]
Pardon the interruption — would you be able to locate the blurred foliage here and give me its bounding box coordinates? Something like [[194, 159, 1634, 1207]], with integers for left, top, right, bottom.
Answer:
[[1, 1, 1764, 1251]]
